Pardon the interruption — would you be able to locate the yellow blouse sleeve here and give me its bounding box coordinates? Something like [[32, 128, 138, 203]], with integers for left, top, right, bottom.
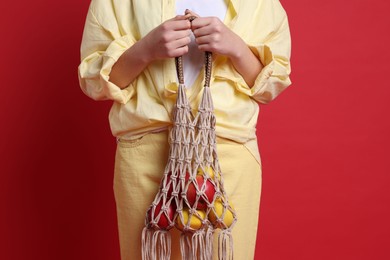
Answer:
[[78, 2, 136, 104], [230, 0, 292, 104]]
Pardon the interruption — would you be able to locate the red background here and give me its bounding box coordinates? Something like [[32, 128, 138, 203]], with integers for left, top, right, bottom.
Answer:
[[1, 0, 390, 259]]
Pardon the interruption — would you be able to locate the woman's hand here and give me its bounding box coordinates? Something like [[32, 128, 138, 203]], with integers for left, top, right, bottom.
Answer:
[[142, 15, 192, 61], [109, 15, 191, 88], [191, 17, 244, 59], [189, 13, 264, 87]]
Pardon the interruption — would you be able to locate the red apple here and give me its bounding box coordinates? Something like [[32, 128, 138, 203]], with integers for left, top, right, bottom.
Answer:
[[186, 175, 216, 210], [148, 201, 175, 230]]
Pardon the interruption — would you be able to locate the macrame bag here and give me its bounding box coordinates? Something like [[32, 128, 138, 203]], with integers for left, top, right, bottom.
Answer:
[[142, 44, 237, 260]]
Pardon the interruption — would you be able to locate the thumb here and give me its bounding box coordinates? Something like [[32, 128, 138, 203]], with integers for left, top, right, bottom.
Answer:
[[184, 9, 200, 19], [172, 14, 190, 21]]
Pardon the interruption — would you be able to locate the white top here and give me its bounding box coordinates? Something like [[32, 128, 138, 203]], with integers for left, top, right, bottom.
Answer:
[[176, 0, 228, 88]]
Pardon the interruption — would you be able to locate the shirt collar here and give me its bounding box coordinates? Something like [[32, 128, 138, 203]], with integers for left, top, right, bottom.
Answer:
[[225, 0, 239, 28], [229, 0, 240, 14]]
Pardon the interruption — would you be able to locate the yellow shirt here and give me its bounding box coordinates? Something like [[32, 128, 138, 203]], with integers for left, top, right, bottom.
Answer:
[[78, 0, 292, 162]]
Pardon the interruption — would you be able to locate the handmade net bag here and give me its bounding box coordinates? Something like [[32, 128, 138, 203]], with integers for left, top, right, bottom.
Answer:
[[142, 42, 237, 260]]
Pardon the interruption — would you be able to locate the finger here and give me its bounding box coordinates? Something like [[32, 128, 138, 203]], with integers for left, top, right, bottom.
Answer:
[[195, 35, 222, 53], [172, 35, 192, 48], [165, 43, 189, 57], [172, 15, 190, 21], [192, 25, 213, 38], [195, 34, 214, 46], [172, 19, 192, 31], [196, 41, 220, 54], [197, 43, 210, 52], [166, 17, 191, 30], [163, 34, 191, 50], [161, 31, 191, 47], [171, 29, 191, 40], [190, 17, 212, 30], [173, 45, 189, 57]]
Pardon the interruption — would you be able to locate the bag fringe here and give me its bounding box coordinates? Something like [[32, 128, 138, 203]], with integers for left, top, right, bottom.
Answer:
[[218, 229, 234, 260], [206, 227, 214, 258], [142, 228, 171, 260], [180, 232, 192, 260], [180, 229, 214, 260]]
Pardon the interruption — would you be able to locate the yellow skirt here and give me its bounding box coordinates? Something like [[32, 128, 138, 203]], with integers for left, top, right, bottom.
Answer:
[[114, 131, 262, 260]]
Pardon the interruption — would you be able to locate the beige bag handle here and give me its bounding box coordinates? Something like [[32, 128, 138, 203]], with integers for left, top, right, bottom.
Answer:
[[175, 16, 212, 88]]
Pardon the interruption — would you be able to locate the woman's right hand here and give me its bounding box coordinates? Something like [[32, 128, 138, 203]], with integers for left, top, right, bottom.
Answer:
[[142, 15, 192, 62], [109, 15, 191, 89]]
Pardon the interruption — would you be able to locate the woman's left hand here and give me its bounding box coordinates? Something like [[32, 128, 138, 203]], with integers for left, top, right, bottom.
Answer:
[[191, 16, 244, 59], [186, 10, 263, 88]]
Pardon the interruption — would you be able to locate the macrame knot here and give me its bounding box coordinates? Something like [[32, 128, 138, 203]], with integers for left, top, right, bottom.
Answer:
[[161, 205, 169, 212], [188, 208, 197, 215], [202, 219, 209, 226], [172, 139, 180, 144]]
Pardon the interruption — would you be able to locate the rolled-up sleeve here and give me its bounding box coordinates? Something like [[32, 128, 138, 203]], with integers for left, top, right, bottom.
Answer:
[[78, 4, 136, 104], [230, 0, 292, 104]]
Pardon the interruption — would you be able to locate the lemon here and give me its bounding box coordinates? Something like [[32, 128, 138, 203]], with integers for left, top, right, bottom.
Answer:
[[197, 165, 215, 179], [176, 208, 206, 231], [208, 198, 234, 228]]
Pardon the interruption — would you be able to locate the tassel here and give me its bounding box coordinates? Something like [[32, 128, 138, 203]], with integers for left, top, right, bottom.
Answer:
[[192, 230, 206, 259], [180, 229, 213, 260], [218, 229, 234, 260], [180, 232, 192, 260], [142, 228, 171, 260], [205, 226, 214, 259], [142, 227, 152, 260]]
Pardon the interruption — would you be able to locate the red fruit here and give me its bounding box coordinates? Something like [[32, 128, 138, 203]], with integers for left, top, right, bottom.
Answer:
[[186, 175, 216, 210], [148, 201, 175, 230]]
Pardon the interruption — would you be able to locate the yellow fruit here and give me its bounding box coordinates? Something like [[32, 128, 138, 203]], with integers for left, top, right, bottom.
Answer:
[[197, 165, 215, 179], [176, 208, 206, 231], [208, 198, 234, 228]]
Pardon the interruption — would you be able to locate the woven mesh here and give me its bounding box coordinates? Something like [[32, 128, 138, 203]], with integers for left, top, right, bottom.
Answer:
[[142, 52, 237, 260]]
